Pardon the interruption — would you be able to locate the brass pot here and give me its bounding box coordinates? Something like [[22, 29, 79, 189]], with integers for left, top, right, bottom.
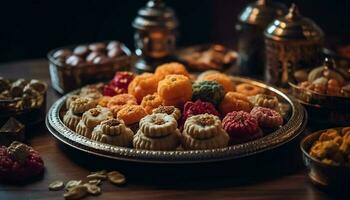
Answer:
[[264, 4, 324, 88], [236, 0, 286, 76]]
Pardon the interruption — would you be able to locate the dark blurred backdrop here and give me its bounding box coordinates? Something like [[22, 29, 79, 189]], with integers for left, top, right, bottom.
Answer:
[[0, 0, 349, 63]]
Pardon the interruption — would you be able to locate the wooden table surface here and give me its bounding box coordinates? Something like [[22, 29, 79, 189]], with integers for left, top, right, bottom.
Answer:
[[0, 59, 340, 200]]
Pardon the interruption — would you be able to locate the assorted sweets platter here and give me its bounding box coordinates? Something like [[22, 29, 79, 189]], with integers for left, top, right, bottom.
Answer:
[[47, 62, 306, 163], [290, 58, 350, 126]]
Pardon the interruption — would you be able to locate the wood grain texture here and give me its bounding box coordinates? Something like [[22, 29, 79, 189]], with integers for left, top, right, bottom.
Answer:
[[0, 59, 341, 199]]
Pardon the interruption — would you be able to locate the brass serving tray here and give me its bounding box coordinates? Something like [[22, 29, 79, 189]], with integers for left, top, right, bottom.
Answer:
[[46, 76, 306, 164]]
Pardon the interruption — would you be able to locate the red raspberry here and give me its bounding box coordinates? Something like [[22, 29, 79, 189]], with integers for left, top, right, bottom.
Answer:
[[0, 144, 44, 183], [222, 111, 262, 144]]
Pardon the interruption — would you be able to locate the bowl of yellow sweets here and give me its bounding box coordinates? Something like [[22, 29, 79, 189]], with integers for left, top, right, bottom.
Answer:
[[300, 127, 350, 190]]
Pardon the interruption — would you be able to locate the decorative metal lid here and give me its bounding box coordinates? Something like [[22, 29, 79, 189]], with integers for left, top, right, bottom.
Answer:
[[265, 4, 324, 41], [132, 0, 178, 31], [238, 0, 286, 27]]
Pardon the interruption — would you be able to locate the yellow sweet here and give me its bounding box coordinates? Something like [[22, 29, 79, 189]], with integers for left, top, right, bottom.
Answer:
[[141, 93, 163, 114], [219, 92, 253, 115], [199, 72, 234, 93], [117, 105, 147, 125], [128, 73, 159, 103], [106, 94, 137, 116], [155, 62, 190, 80], [236, 83, 265, 96], [157, 75, 192, 108]]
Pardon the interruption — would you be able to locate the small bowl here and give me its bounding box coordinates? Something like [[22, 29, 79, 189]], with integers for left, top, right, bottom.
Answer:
[[48, 41, 133, 94], [300, 128, 350, 190], [289, 80, 350, 126], [0, 80, 48, 126]]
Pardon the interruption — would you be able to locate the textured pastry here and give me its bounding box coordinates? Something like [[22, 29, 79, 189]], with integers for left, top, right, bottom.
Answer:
[[222, 111, 262, 144], [219, 92, 253, 115], [181, 114, 229, 150], [66, 95, 79, 109], [236, 83, 265, 96], [250, 107, 283, 129], [152, 105, 181, 121], [183, 113, 222, 139], [155, 62, 190, 80], [128, 73, 159, 103], [63, 109, 81, 131], [192, 80, 224, 106], [157, 74, 192, 107], [106, 94, 137, 116], [141, 93, 163, 114], [84, 92, 103, 101], [117, 105, 147, 126], [70, 97, 97, 115], [76, 120, 92, 138], [181, 130, 229, 150], [82, 107, 114, 129], [139, 113, 178, 137], [91, 118, 133, 147], [79, 83, 103, 97], [198, 72, 234, 93], [182, 100, 219, 124], [248, 94, 279, 111], [133, 130, 180, 151]]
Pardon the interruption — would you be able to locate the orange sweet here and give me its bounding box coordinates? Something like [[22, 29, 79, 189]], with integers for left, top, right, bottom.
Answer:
[[117, 105, 147, 125], [98, 96, 112, 107], [106, 94, 137, 116], [155, 62, 190, 80], [199, 72, 235, 93], [128, 73, 159, 103], [236, 83, 265, 96], [141, 93, 163, 114], [157, 74, 192, 108], [219, 92, 253, 115]]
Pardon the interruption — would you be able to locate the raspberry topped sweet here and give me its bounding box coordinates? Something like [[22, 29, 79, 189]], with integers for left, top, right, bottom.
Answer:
[[250, 107, 283, 129], [103, 71, 135, 96], [182, 100, 219, 125], [0, 141, 44, 183], [222, 111, 262, 144]]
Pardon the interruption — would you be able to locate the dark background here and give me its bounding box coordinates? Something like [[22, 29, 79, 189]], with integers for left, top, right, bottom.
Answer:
[[0, 0, 349, 63]]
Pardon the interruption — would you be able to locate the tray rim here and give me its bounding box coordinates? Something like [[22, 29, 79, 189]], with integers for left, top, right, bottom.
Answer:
[[46, 76, 307, 164]]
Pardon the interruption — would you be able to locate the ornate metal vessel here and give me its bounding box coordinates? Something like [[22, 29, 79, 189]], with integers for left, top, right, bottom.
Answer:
[[132, 0, 178, 72], [264, 4, 324, 88], [236, 0, 286, 76], [46, 76, 306, 164]]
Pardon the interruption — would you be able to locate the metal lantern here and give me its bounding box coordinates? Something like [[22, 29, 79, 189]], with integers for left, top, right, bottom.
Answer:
[[236, 0, 286, 76], [132, 0, 178, 72], [264, 4, 324, 88]]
